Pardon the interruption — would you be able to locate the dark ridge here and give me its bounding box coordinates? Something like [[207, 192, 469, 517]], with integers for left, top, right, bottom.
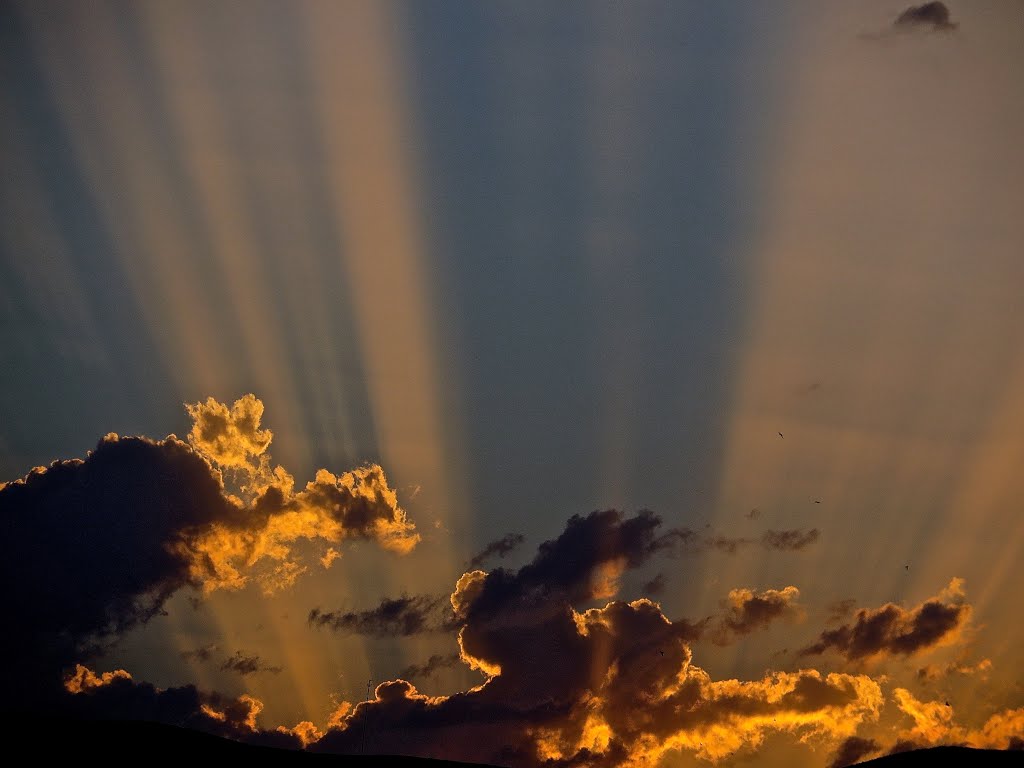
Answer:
[[0, 717, 499, 767], [854, 745, 1022, 766]]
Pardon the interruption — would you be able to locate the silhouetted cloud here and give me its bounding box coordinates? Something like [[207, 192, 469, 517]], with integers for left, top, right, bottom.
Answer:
[[309, 594, 455, 636], [762, 528, 821, 551], [711, 586, 802, 646], [469, 533, 525, 568], [62, 664, 304, 748], [307, 512, 884, 766], [894, 2, 958, 32], [397, 653, 463, 682], [220, 652, 282, 676], [800, 579, 971, 662], [0, 395, 417, 710], [829, 735, 881, 768], [642, 572, 666, 596]]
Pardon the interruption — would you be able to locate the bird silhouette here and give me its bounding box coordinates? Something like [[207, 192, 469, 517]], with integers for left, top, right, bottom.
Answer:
[[778, 432, 784, 438]]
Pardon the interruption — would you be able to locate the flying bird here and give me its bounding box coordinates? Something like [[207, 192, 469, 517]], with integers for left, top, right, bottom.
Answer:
[[778, 432, 784, 439], [905, 564, 910, 571]]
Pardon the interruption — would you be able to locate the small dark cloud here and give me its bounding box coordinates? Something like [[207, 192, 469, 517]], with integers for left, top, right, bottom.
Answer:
[[642, 573, 666, 596], [469, 533, 525, 568], [181, 644, 218, 663], [397, 653, 463, 682], [828, 736, 881, 768], [220, 652, 282, 676], [705, 535, 754, 554], [800, 579, 970, 662], [827, 598, 859, 625], [887, 739, 921, 755], [894, 2, 958, 32], [710, 586, 802, 646], [308, 594, 455, 636], [762, 528, 820, 551]]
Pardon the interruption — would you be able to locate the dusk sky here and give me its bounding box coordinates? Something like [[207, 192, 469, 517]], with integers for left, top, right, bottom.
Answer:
[[2, 2, 1023, 766]]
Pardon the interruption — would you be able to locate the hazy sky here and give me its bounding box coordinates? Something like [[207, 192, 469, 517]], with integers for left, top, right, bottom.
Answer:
[[1, 2, 1022, 766]]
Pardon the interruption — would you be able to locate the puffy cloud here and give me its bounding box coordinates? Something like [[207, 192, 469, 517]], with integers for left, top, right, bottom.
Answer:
[[220, 652, 282, 676], [185, 395, 272, 470], [397, 653, 463, 682], [894, 2, 958, 32], [0, 395, 417, 709], [894, 688, 1024, 751], [710, 586, 803, 646], [972, 707, 1024, 750], [828, 735, 881, 768], [799, 579, 971, 662], [62, 664, 302, 748], [309, 513, 883, 767], [309, 594, 455, 637], [469, 533, 525, 568]]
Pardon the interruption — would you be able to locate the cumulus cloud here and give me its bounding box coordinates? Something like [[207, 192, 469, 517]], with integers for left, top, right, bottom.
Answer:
[[308, 594, 455, 637], [894, 2, 958, 32], [220, 652, 282, 676], [828, 735, 881, 768], [305, 512, 883, 766], [62, 664, 302, 748], [799, 579, 971, 662], [468, 533, 525, 568], [710, 586, 803, 646], [397, 653, 463, 682], [0, 395, 417, 709]]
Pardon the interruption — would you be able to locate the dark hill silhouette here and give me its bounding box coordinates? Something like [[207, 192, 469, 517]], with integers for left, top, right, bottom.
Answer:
[[1, 718, 1020, 767], [853, 745, 1022, 766]]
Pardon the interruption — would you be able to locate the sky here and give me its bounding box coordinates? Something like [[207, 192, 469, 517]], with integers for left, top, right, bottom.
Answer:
[[1, 1, 1023, 766]]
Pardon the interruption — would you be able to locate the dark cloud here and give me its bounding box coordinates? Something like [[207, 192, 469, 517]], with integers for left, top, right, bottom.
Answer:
[[62, 665, 302, 748], [0, 395, 417, 712], [309, 594, 455, 636], [220, 652, 282, 676], [828, 735, 881, 768], [705, 535, 754, 554], [181, 644, 218, 663], [894, 2, 958, 32], [762, 528, 821, 551], [800, 580, 970, 662], [710, 586, 802, 646], [397, 653, 463, 682], [455, 510, 692, 625], [642, 572, 666, 596], [308, 512, 883, 766], [887, 739, 921, 754], [827, 599, 859, 625], [469, 533, 525, 568]]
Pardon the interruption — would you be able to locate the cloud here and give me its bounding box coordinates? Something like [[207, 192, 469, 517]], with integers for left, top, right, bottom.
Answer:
[[220, 652, 282, 676], [700, 528, 820, 555], [0, 395, 417, 710], [181, 644, 218, 663], [917, 656, 992, 683], [62, 664, 302, 748], [762, 528, 821, 551], [894, 2, 958, 32], [468, 533, 525, 568], [894, 688, 1024, 750], [397, 653, 463, 682], [799, 579, 971, 662], [309, 594, 455, 636], [828, 735, 881, 768], [642, 572, 666, 596], [710, 586, 803, 646], [307, 512, 883, 766]]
